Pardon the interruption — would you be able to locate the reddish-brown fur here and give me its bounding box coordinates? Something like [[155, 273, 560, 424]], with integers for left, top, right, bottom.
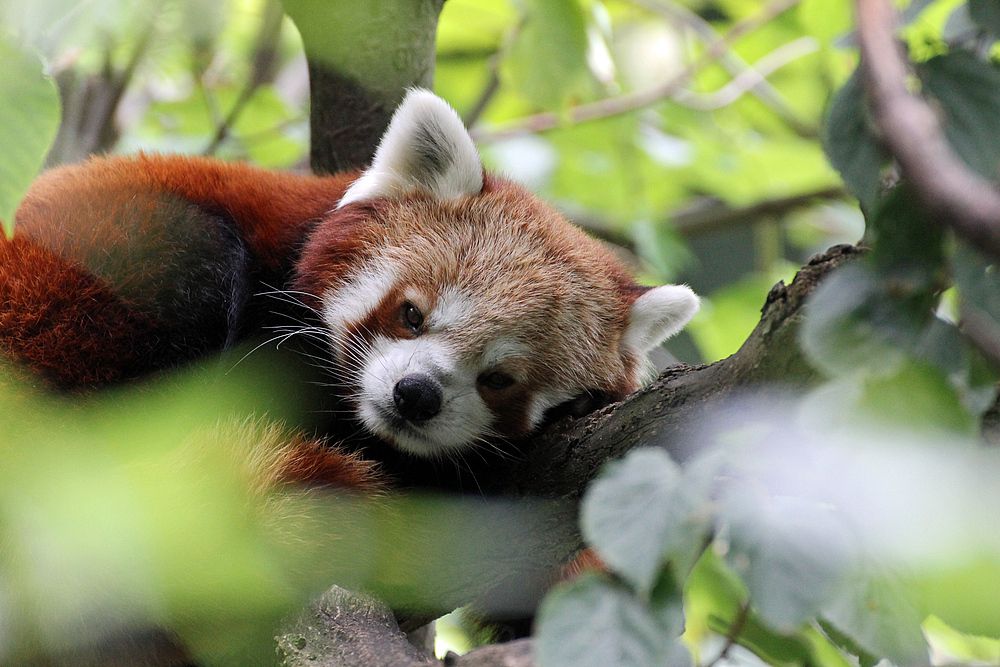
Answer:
[[2, 154, 377, 492]]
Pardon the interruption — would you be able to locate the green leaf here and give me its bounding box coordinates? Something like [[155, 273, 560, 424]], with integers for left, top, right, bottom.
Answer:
[[800, 263, 912, 377], [865, 185, 945, 294], [917, 51, 1000, 180], [821, 565, 929, 667], [581, 448, 713, 595], [721, 486, 855, 633], [858, 360, 978, 435], [0, 39, 60, 237], [535, 572, 686, 667], [822, 67, 888, 208], [969, 0, 1000, 38], [503, 0, 590, 108]]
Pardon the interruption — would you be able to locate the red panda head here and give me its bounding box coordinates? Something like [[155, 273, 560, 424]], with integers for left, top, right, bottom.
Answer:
[[296, 90, 699, 457]]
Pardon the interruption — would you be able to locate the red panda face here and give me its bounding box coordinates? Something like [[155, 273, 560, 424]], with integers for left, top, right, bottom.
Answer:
[[295, 90, 700, 457]]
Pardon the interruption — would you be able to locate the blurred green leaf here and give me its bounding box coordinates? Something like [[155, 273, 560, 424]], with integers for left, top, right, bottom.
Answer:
[[915, 558, 1000, 637], [821, 565, 929, 667], [581, 448, 711, 595], [502, 0, 589, 109], [865, 185, 945, 292], [969, 0, 1000, 38], [800, 263, 912, 376], [924, 615, 1000, 664], [535, 572, 686, 667], [0, 38, 60, 236], [822, 67, 887, 208], [918, 51, 1000, 180], [797, 0, 852, 41], [721, 485, 855, 633]]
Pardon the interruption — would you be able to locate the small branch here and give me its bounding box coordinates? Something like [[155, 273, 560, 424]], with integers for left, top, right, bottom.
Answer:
[[631, 0, 819, 137], [471, 0, 803, 143], [671, 37, 819, 112], [855, 0, 1000, 258], [704, 602, 751, 667], [204, 0, 285, 155], [571, 186, 849, 253]]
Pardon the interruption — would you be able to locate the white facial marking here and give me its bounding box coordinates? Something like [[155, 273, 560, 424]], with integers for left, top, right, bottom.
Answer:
[[320, 260, 399, 356], [428, 287, 473, 332], [355, 334, 494, 456], [481, 338, 529, 369]]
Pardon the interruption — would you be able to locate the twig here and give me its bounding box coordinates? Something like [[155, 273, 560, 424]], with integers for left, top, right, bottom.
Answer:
[[571, 186, 849, 252], [630, 0, 819, 137], [855, 0, 1000, 258], [461, 17, 526, 128], [671, 37, 819, 111], [704, 602, 752, 667], [204, 0, 285, 155], [471, 0, 803, 143]]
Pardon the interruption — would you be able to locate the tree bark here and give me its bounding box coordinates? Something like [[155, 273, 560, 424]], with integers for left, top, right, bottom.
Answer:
[[279, 0, 445, 173]]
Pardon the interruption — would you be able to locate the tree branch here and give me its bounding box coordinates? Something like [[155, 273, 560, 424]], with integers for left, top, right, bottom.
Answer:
[[471, 0, 803, 144], [486, 244, 860, 499], [855, 0, 1000, 258]]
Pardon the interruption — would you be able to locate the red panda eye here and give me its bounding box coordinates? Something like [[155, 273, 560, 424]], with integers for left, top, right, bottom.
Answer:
[[478, 371, 515, 391], [402, 302, 424, 330]]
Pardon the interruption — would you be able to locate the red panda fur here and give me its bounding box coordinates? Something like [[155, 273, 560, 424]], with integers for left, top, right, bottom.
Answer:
[[1, 90, 699, 488]]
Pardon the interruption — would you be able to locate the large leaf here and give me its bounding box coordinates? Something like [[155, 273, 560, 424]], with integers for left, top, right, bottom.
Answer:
[[581, 448, 713, 595], [535, 572, 687, 667], [720, 485, 855, 633], [0, 39, 60, 236], [821, 565, 929, 667], [917, 51, 1000, 180], [502, 0, 590, 109], [799, 263, 912, 377], [822, 67, 888, 208], [969, 0, 1000, 38]]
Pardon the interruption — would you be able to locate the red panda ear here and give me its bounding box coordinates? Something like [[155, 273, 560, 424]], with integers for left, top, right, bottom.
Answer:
[[622, 284, 700, 354], [338, 89, 484, 208]]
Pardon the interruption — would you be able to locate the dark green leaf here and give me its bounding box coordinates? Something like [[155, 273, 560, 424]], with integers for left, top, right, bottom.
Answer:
[[581, 448, 713, 595], [969, 0, 1000, 40], [535, 572, 685, 667], [865, 184, 945, 291], [800, 264, 913, 376], [918, 51, 1000, 180], [721, 484, 855, 633], [821, 565, 929, 667], [822, 68, 889, 208], [0, 39, 60, 236]]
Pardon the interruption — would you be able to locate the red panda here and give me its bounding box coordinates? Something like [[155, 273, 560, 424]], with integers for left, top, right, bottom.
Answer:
[[0, 90, 699, 468]]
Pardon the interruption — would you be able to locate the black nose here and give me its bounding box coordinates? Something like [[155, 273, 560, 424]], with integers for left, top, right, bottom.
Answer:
[[393, 374, 442, 423]]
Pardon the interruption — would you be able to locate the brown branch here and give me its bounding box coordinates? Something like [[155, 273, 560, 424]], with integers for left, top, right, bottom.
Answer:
[[855, 0, 1000, 258], [572, 186, 850, 253], [484, 244, 861, 499], [471, 0, 803, 143]]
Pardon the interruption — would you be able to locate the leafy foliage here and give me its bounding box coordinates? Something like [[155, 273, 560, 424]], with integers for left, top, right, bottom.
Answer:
[[3, 0, 1000, 665], [0, 37, 59, 236]]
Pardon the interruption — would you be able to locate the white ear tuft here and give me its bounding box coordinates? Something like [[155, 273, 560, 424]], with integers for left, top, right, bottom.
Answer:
[[623, 285, 700, 354], [337, 89, 484, 208]]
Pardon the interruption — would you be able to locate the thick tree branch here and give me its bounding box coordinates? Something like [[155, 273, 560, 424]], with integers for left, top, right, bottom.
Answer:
[[486, 244, 861, 499], [855, 0, 1000, 258]]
